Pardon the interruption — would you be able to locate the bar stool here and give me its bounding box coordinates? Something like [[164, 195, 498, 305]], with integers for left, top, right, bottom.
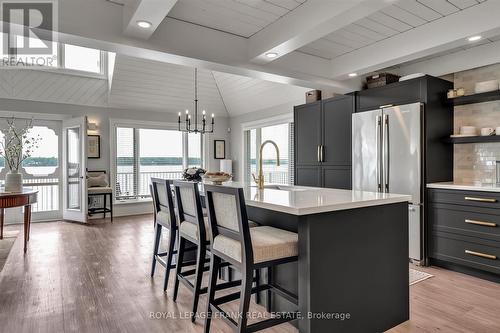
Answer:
[[204, 185, 299, 333], [172, 180, 259, 322], [172, 180, 213, 322], [150, 178, 181, 292]]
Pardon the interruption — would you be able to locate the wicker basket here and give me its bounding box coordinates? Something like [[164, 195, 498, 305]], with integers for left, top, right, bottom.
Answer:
[[366, 73, 400, 89]]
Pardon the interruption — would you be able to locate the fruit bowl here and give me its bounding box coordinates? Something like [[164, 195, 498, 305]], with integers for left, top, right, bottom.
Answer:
[[203, 172, 231, 185]]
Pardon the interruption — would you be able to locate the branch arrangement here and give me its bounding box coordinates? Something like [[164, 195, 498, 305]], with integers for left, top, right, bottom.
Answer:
[[0, 117, 42, 172]]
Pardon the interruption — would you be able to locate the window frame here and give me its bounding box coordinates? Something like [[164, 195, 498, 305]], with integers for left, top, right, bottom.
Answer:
[[2, 37, 108, 79], [110, 119, 204, 204], [241, 113, 294, 184]]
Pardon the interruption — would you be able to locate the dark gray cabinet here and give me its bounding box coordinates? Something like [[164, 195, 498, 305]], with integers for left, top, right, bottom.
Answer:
[[294, 95, 354, 189], [356, 79, 422, 112], [295, 101, 322, 166], [428, 188, 500, 281], [322, 97, 352, 166]]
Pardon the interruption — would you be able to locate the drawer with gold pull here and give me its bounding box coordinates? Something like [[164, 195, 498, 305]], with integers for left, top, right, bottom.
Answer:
[[429, 203, 500, 242], [430, 231, 500, 274], [429, 189, 500, 209]]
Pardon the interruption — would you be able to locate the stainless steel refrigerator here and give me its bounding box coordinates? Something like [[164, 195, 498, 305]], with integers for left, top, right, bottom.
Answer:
[[352, 102, 422, 261]]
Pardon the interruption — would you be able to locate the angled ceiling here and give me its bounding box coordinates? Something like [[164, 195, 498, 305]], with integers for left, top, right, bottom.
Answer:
[[108, 54, 310, 116]]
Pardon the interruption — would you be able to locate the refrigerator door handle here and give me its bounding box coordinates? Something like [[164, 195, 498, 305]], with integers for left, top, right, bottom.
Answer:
[[376, 115, 382, 192], [383, 114, 390, 192]]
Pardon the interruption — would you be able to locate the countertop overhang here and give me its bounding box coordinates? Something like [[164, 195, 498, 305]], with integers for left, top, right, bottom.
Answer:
[[209, 182, 411, 216], [427, 182, 500, 193]]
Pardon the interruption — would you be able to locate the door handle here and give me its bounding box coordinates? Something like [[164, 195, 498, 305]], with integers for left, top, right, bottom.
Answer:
[[317, 145, 321, 163], [320, 145, 325, 162], [464, 197, 497, 203], [376, 115, 382, 192], [383, 114, 390, 192]]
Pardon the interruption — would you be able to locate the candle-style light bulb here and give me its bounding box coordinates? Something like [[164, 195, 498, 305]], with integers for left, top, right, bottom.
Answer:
[[178, 112, 181, 116], [185, 109, 189, 114]]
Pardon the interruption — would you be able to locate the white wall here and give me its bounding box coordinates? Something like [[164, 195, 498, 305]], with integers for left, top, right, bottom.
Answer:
[[0, 97, 229, 217], [228, 100, 301, 181]]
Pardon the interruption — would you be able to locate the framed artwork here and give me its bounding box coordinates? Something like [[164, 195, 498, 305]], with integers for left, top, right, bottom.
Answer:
[[88, 135, 101, 159], [214, 140, 225, 159]]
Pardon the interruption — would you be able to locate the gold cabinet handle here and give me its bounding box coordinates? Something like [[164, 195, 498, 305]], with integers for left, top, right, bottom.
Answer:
[[465, 250, 497, 260], [465, 219, 497, 227], [464, 197, 497, 203]]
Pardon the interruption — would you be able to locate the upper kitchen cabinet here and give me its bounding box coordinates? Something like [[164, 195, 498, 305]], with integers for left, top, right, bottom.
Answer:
[[295, 101, 322, 166], [322, 95, 353, 166], [294, 95, 354, 189], [356, 78, 422, 112]]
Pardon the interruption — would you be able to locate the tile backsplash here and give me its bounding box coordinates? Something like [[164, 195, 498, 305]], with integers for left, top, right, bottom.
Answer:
[[453, 63, 500, 184]]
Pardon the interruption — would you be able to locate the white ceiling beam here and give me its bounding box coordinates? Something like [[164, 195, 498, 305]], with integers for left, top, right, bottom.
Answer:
[[19, 0, 358, 93], [122, 0, 178, 39], [248, 0, 393, 64], [393, 41, 500, 78], [330, 0, 500, 79]]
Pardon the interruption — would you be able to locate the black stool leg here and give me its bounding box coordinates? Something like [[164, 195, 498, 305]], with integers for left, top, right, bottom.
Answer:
[[191, 242, 206, 322], [238, 267, 254, 332], [103, 193, 107, 219], [109, 193, 113, 222], [255, 269, 260, 304], [151, 223, 162, 277], [163, 229, 176, 292], [173, 237, 186, 302], [266, 267, 272, 313], [204, 255, 221, 333]]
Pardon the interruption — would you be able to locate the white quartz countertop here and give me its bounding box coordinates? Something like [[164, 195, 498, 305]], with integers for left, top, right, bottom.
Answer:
[[427, 182, 500, 193], [205, 182, 411, 216]]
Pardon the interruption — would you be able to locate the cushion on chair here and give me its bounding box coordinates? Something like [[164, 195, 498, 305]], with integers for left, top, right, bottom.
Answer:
[[180, 218, 259, 242], [87, 174, 108, 187], [88, 186, 113, 194], [156, 211, 170, 227], [212, 226, 298, 264]]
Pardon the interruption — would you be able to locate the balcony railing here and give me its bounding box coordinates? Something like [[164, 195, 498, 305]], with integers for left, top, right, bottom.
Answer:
[[115, 170, 290, 201], [0, 178, 59, 213], [116, 171, 183, 200]]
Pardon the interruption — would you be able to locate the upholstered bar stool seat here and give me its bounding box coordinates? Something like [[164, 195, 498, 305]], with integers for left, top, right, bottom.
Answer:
[[212, 226, 298, 264], [87, 186, 113, 194], [180, 218, 259, 242]]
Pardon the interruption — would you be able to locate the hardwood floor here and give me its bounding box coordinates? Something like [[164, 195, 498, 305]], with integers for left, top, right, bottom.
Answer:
[[0, 215, 499, 333]]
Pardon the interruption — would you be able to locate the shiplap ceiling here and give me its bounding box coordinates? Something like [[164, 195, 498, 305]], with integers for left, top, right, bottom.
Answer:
[[298, 0, 486, 60], [167, 0, 307, 38], [108, 55, 309, 115]]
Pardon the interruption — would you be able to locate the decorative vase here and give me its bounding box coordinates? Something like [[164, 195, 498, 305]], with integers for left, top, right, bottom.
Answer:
[[5, 170, 23, 192]]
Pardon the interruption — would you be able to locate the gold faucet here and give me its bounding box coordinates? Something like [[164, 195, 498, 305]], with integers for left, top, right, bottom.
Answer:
[[252, 140, 280, 189]]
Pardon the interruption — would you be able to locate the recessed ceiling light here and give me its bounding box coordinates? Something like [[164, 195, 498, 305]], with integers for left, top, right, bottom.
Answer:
[[265, 52, 278, 59], [468, 35, 482, 42], [348, 73, 358, 77], [137, 20, 152, 29]]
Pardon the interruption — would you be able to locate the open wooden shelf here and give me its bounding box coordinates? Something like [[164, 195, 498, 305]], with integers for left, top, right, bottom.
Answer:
[[449, 90, 500, 106], [444, 135, 500, 144]]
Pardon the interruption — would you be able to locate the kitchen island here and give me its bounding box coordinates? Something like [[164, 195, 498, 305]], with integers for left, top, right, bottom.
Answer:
[[209, 183, 411, 333]]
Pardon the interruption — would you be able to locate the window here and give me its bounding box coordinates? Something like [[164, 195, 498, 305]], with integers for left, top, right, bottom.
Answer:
[[63, 44, 101, 73], [188, 132, 202, 168], [0, 33, 106, 75], [245, 122, 293, 185], [114, 126, 203, 202], [22, 126, 58, 176]]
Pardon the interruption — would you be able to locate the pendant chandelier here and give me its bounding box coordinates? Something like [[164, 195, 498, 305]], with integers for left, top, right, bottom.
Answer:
[[178, 68, 214, 134]]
